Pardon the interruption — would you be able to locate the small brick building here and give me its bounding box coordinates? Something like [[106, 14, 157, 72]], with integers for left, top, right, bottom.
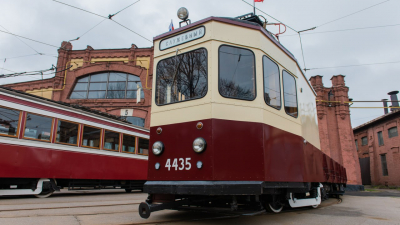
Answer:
[[309, 75, 363, 188], [4, 41, 153, 128], [354, 105, 400, 186]]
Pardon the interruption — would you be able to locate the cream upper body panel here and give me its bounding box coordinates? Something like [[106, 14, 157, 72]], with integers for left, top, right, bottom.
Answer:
[[152, 18, 320, 148]]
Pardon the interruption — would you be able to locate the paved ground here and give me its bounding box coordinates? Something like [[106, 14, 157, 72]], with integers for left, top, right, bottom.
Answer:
[[0, 189, 399, 225]]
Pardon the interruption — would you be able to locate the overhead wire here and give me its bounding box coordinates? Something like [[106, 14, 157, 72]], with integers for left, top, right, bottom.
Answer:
[[242, 0, 393, 73], [0, 30, 60, 49], [0, 54, 44, 61], [51, 0, 107, 19], [110, 19, 152, 42], [78, 18, 108, 38], [108, 0, 140, 19], [0, 65, 73, 79], [317, 0, 391, 28], [51, 0, 152, 43], [281, 23, 400, 37], [0, 68, 16, 73], [0, 24, 41, 54], [306, 60, 400, 70]]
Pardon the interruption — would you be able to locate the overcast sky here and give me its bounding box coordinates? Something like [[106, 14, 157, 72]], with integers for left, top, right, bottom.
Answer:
[[0, 0, 399, 127]]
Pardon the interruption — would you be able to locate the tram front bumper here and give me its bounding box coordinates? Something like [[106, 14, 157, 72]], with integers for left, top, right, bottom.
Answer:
[[144, 181, 264, 195]]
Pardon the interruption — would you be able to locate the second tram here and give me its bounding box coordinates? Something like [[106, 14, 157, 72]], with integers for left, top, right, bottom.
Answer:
[[0, 87, 149, 197]]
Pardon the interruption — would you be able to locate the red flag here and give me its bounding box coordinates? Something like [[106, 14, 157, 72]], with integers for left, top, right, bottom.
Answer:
[[254, 0, 264, 2]]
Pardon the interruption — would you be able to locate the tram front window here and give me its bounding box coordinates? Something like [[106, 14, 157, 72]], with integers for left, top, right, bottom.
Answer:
[[155, 48, 207, 105], [218, 45, 256, 100]]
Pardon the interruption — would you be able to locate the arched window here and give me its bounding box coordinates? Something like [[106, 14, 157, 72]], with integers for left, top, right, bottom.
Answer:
[[70, 72, 145, 99]]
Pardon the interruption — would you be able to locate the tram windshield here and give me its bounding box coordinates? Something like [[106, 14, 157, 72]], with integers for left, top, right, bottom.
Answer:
[[155, 48, 208, 105], [218, 45, 256, 100]]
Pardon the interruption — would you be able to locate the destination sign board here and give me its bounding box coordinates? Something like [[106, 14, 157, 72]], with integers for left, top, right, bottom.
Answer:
[[160, 26, 205, 51]]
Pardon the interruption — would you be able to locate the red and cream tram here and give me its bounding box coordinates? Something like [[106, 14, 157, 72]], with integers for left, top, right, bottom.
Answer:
[[0, 87, 149, 197], [139, 11, 346, 218]]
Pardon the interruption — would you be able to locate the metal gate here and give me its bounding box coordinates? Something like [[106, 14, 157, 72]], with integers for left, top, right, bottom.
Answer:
[[359, 157, 371, 185]]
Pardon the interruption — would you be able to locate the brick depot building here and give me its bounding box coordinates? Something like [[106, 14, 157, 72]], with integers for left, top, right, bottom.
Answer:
[[4, 41, 153, 128], [354, 99, 400, 187]]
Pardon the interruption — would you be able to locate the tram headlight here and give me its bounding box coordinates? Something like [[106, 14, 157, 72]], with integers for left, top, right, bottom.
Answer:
[[193, 137, 206, 153], [152, 141, 164, 155], [177, 7, 189, 21]]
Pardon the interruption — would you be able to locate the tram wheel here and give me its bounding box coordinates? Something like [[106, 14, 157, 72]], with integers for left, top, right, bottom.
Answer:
[[125, 189, 132, 193], [266, 203, 283, 213], [34, 179, 56, 198], [34, 189, 54, 198]]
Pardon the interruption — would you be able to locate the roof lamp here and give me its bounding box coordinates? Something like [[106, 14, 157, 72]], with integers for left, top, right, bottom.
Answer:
[[177, 7, 189, 21]]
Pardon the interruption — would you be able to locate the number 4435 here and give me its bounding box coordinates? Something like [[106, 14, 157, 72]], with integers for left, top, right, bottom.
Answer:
[[165, 158, 191, 171]]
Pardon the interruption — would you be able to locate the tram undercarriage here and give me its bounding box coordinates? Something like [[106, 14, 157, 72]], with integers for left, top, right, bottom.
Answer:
[[139, 181, 345, 218], [0, 178, 145, 198]]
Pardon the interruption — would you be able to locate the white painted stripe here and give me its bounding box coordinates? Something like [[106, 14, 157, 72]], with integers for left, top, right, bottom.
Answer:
[[0, 179, 49, 196], [0, 91, 149, 133], [0, 136, 148, 160], [0, 99, 149, 139]]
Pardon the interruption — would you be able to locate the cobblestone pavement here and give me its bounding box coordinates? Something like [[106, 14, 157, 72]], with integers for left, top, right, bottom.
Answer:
[[0, 189, 399, 225]]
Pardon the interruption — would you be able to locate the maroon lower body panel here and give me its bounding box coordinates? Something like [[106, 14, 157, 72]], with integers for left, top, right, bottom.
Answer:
[[148, 118, 344, 184], [0, 143, 148, 180]]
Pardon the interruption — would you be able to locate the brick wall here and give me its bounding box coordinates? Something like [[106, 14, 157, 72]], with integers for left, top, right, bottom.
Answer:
[[354, 111, 400, 186], [310, 75, 362, 185]]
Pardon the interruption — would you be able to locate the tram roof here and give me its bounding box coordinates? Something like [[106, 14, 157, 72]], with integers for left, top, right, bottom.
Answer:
[[0, 86, 148, 129], [154, 16, 317, 96], [153, 16, 296, 62]]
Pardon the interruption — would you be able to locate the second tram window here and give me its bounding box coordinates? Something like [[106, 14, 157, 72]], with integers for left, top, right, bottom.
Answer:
[[24, 113, 52, 141], [82, 126, 101, 148], [138, 138, 149, 155], [122, 134, 136, 153], [0, 106, 20, 137], [218, 45, 256, 100], [56, 120, 79, 145], [263, 56, 281, 109], [282, 71, 298, 118], [104, 130, 120, 151]]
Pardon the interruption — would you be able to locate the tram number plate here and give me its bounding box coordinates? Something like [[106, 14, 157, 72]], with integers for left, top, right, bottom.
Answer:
[[165, 158, 191, 171]]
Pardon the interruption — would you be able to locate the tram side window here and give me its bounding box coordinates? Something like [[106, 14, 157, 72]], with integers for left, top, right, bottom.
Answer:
[[0, 106, 20, 137], [263, 56, 281, 109], [282, 71, 298, 118], [104, 130, 119, 151], [122, 134, 136, 153], [138, 138, 149, 155], [155, 48, 208, 105], [82, 126, 101, 148], [219, 45, 256, 100], [24, 113, 52, 141], [56, 120, 79, 145]]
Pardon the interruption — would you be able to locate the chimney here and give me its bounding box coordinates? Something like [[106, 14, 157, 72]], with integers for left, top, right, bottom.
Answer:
[[388, 91, 399, 112], [382, 99, 389, 114]]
